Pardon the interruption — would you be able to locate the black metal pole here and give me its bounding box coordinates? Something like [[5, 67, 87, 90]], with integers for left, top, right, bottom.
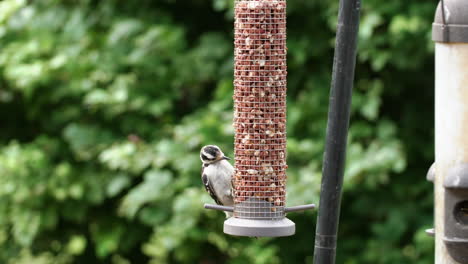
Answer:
[[313, 0, 361, 264]]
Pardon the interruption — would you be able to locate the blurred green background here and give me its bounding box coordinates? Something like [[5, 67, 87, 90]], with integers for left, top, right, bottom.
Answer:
[[0, 0, 435, 263]]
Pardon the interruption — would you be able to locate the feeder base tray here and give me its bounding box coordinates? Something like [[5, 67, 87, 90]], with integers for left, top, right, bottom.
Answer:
[[224, 217, 295, 237]]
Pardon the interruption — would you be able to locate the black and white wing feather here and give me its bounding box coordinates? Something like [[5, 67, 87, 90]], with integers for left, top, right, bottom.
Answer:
[[202, 166, 222, 205]]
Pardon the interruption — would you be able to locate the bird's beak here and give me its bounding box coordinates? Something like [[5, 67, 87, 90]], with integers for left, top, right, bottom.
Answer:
[[223, 156, 231, 160]]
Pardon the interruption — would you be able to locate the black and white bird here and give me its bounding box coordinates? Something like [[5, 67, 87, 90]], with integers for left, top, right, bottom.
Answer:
[[200, 145, 234, 218]]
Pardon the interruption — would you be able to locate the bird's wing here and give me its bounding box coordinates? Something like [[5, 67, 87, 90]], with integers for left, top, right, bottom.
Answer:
[[231, 172, 235, 197], [202, 168, 223, 205]]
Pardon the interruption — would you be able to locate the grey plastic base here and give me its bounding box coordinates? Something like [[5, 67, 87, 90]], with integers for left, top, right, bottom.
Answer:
[[224, 217, 295, 237]]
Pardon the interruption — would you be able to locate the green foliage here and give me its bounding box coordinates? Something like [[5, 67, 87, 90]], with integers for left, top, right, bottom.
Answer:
[[0, 0, 434, 263]]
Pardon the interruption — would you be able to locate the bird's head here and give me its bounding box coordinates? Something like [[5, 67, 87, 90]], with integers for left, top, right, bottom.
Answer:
[[200, 145, 230, 164]]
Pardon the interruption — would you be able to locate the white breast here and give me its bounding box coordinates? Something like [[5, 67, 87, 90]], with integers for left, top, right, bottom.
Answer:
[[205, 160, 234, 206]]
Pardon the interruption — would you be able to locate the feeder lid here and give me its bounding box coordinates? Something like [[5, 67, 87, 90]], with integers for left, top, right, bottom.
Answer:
[[433, 0, 468, 43]]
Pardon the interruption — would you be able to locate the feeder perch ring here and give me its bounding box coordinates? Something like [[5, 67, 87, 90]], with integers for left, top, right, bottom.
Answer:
[[204, 203, 315, 237], [204, 203, 316, 214]]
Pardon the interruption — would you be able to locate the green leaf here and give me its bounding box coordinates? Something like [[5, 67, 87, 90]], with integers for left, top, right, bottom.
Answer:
[[119, 170, 173, 218]]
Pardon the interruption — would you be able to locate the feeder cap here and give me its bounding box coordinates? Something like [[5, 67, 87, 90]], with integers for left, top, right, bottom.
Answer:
[[433, 0, 468, 43]]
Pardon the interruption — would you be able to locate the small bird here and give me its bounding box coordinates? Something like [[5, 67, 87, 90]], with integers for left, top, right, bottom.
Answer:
[[200, 145, 234, 218]]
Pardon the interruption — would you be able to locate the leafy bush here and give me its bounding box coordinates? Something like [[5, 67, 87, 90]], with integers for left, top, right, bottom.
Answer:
[[0, 0, 434, 263]]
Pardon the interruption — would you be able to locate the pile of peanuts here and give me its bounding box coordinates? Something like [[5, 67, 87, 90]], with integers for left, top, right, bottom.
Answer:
[[233, 0, 287, 215]]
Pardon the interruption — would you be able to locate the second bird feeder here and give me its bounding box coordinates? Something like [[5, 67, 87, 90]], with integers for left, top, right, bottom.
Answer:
[[205, 0, 314, 237]]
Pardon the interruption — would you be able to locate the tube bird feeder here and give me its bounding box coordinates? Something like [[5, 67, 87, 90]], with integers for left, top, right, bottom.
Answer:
[[204, 0, 314, 237], [431, 0, 468, 263]]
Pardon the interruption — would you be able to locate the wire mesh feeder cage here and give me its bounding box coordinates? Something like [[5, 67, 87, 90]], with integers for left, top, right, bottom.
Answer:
[[233, 0, 288, 220], [204, 0, 314, 237]]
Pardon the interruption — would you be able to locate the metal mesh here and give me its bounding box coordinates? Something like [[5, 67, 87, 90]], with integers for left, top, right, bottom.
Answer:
[[233, 0, 287, 220]]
